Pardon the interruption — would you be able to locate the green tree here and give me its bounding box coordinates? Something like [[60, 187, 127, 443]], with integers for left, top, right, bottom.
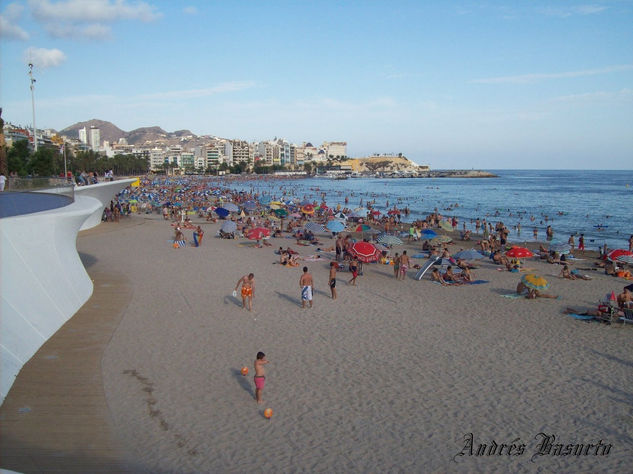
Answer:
[[7, 139, 31, 176]]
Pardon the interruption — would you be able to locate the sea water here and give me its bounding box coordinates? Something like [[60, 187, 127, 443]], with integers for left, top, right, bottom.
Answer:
[[231, 170, 633, 251]]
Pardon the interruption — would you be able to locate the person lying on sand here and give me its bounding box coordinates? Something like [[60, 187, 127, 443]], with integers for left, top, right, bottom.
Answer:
[[431, 268, 450, 286], [559, 264, 591, 280], [516, 282, 557, 299]]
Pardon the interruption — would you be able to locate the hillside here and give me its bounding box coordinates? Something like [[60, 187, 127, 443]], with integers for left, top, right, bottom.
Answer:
[[58, 120, 201, 147], [345, 156, 424, 173]]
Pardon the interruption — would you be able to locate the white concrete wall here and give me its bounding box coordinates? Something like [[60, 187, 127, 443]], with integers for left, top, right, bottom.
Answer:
[[1, 179, 134, 404]]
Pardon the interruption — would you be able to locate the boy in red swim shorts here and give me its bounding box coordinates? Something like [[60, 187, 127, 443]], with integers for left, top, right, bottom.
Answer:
[[254, 351, 269, 404], [235, 273, 255, 311]]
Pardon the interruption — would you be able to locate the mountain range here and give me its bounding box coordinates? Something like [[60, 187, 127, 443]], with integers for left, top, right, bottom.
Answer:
[[58, 119, 203, 147]]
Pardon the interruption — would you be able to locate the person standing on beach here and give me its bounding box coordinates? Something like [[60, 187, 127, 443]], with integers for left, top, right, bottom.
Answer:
[[235, 273, 255, 311], [348, 257, 359, 285], [335, 235, 344, 262], [329, 262, 338, 299], [300, 266, 313, 308], [578, 234, 585, 254], [253, 351, 269, 404], [393, 252, 400, 278]]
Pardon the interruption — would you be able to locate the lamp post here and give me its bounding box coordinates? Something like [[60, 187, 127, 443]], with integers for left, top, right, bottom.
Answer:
[[28, 63, 37, 152]]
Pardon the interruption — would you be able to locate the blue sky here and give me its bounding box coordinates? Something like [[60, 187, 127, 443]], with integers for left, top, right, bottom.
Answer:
[[1, 0, 632, 169]]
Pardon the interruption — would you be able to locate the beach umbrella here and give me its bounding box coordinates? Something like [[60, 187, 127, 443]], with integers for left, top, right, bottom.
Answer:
[[302, 204, 315, 215], [334, 211, 347, 220], [289, 212, 302, 218], [305, 222, 325, 233], [349, 241, 382, 263], [326, 220, 346, 232], [521, 274, 550, 290], [506, 246, 534, 259], [420, 229, 437, 239], [439, 220, 453, 232], [355, 224, 371, 232], [608, 249, 633, 262], [274, 208, 288, 218], [221, 221, 237, 233], [376, 234, 403, 247], [259, 195, 271, 205], [616, 254, 633, 265], [430, 235, 452, 245], [247, 227, 271, 240], [453, 249, 485, 260], [224, 203, 239, 213], [243, 201, 257, 211], [269, 203, 281, 210], [214, 207, 229, 218], [387, 209, 400, 216]]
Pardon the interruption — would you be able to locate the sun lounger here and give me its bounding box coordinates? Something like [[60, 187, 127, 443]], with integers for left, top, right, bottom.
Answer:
[[414, 255, 440, 280], [620, 308, 633, 326]]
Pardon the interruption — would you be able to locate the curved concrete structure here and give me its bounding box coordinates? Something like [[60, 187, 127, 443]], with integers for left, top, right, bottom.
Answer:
[[0, 179, 134, 404]]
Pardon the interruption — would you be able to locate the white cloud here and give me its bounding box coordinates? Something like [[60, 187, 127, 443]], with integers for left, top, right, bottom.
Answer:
[[183, 6, 197, 15], [138, 81, 258, 101], [45, 22, 111, 39], [24, 47, 67, 68], [551, 88, 633, 103], [29, 0, 161, 23], [0, 3, 30, 40], [28, 0, 161, 39], [539, 4, 608, 18], [472, 64, 633, 84]]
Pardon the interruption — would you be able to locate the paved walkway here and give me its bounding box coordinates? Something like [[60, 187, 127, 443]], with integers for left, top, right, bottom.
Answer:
[[0, 268, 135, 473]]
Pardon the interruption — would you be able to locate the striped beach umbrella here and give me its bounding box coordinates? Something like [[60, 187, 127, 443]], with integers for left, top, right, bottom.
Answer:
[[305, 222, 325, 233], [608, 249, 633, 262], [453, 249, 485, 260], [243, 201, 257, 211], [376, 234, 403, 247], [430, 235, 452, 245], [439, 220, 453, 232]]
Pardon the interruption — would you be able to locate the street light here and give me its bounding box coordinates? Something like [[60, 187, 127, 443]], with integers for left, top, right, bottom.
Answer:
[[28, 63, 37, 152]]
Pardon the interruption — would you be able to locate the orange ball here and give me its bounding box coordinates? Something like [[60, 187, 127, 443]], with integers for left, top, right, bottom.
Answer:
[[264, 408, 273, 419], [241, 366, 249, 376]]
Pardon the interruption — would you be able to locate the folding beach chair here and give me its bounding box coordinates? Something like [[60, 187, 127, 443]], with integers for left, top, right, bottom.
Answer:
[[620, 308, 633, 327]]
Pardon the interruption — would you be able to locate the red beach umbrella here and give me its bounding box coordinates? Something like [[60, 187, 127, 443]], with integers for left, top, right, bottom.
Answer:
[[506, 246, 534, 259], [349, 241, 382, 263], [301, 204, 315, 215], [607, 249, 633, 262], [247, 227, 271, 240], [371, 210, 381, 216]]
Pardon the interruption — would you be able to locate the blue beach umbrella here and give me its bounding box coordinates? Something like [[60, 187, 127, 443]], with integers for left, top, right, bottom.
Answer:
[[259, 195, 271, 205], [221, 220, 237, 233], [326, 220, 346, 232], [223, 203, 239, 213], [454, 249, 485, 260], [215, 207, 229, 218], [420, 229, 437, 239], [243, 201, 257, 211]]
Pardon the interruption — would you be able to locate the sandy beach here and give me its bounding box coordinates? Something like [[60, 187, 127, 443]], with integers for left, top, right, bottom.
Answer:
[[4, 212, 633, 472], [75, 212, 632, 473]]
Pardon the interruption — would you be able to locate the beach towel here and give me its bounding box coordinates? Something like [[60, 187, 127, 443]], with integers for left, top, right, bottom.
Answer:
[[172, 240, 186, 248], [501, 293, 523, 299], [565, 313, 595, 321]]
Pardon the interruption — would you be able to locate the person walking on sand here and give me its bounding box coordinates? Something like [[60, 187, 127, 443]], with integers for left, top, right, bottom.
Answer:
[[235, 273, 255, 311], [329, 261, 338, 299], [253, 351, 269, 404], [348, 257, 359, 285], [399, 250, 410, 280], [300, 266, 314, 308]]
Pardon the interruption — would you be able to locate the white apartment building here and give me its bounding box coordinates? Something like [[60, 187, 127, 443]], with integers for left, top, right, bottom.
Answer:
[[78, 127, 87, 144], [149, 148, 166, 170], [89, 126, 100, 151], [231, 140, 252, 165], [322, 141, 347, 158]]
